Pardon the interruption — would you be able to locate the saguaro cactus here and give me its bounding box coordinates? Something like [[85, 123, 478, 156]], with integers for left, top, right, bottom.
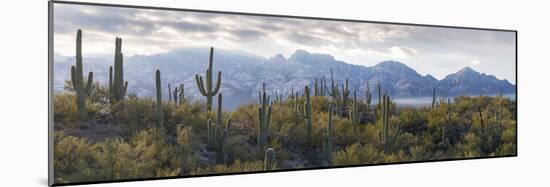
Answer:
[[349, 90, 360, 127], [323, 106, 334, 166], [431, 88, 437, 110], [495, 91, 503, 133], [326, 68, 340, 101], [438, 126, 450, 148], [379, 94, 401, 153], [320, 76, 326, 96], [71, 29, 94, 119], [258, 83, 272, 152], [297, 85, 313, 142], [155, 70, 165, 132], [377, 83, 382, 113], [341, 79, 350, 105], [314, 78, 319, 96], [273, 91, 283, 105], [109, 37, 128, 103], [216, 93, 223, 124], [264, 148, 276, 171], [365, 82, 372, 111], [178, 83, 185, 105], [173, 86, 179, 105], [447, 98, 452, 124], [195, 47, 222, 111], [168, 84, 172, 102], [207, 118, 232, 163]]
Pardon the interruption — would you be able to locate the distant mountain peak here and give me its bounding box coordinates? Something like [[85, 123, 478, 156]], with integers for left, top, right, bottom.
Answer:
[[288, 49, 335, 62], [373, 60, 420, 77], [374, 60, 409, 68], [269, 53, 287, 63], [457, 66, 478, 73]]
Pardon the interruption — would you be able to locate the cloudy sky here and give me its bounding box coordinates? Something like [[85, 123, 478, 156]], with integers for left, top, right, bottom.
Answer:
[[53, 3, 516, 83]]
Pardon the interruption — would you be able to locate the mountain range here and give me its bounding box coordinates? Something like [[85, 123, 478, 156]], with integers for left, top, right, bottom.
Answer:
[[53, 48, 516, 109]]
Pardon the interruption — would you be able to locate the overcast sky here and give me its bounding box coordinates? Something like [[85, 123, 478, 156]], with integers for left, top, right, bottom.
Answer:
[[53, 3, 516, 83]]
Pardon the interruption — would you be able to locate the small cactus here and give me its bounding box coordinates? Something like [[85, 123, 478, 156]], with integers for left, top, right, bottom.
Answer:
[[195, 47, 222, 111], [207, 118, 232, 163], [438, 126, 450, 149], [264, 148, 276, 171]]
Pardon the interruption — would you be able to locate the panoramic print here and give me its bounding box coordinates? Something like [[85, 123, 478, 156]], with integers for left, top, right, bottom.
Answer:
[[51, 2, 517, 185]]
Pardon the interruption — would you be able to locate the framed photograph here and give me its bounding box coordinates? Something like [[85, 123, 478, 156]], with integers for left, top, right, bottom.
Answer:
[[48, 1, 517, 186]]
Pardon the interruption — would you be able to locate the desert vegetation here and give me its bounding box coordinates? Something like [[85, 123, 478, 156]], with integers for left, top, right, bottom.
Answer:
[[53, 30, 516, 184]]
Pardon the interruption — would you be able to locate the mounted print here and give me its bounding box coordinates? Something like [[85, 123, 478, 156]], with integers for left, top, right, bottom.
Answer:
[[48, 1, 517, 186]]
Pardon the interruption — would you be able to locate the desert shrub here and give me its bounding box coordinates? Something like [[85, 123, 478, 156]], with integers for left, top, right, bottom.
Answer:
[[191, 160, 264, 175], [54, 133, 103, 183], [111, 99, 156, 138], [332, 143, 384, 166], [53, 93, 79, 128]]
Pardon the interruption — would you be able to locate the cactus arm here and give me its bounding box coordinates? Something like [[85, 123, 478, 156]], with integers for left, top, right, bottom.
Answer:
[[195, 75, 207, 96], [212, 71, 222, 95], [108, 66, 112, 100], [70, 66, 76, 88], [390, 120, 401, 144], [123, 81, 128, 97], [85, 72, 94, 94]]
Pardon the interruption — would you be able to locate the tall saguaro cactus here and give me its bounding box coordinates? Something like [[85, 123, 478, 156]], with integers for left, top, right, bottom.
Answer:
[[109, 37, 127, 103], [313, 78, 323, 96], [365, 82, 372, 111], [71, 29, 94, 119], [323, 106, 334, 166], [155, 70, 165, 133], [178, 83, 185, 105], [168, 84, 172, 102], [297, 85, 313, 142], [377, 83, 382, 114], [379, 94, 401, 154], [320, 76, 326, 96], [326, 68, 340, 101], [341, 79, 350, 105], [258, 83, 272, 152], [349, 91, 360, 127], [495, 91, 504, 133], [264, 148, 276, 171], [195, 47, 222, 111]]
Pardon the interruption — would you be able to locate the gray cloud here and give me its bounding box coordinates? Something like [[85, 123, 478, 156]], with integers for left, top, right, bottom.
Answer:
[[53, 3, 516, 83]]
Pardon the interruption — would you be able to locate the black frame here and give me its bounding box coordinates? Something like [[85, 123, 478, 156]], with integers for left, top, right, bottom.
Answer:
[[48, 0, 518, 186]]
